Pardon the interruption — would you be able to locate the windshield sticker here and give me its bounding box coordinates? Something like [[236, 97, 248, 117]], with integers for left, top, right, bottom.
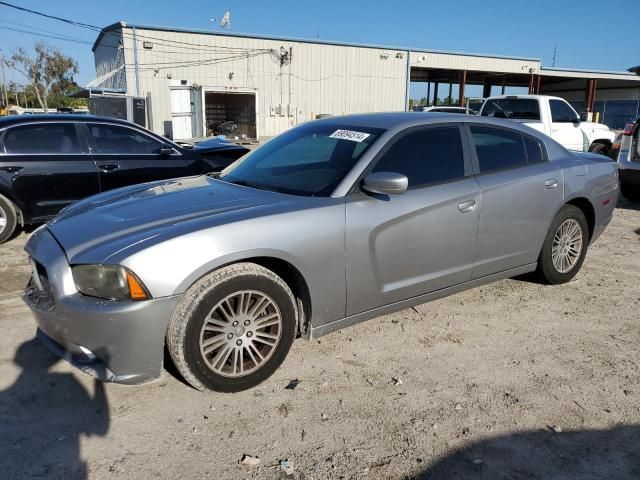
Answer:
[[329, 129, 371, 143]]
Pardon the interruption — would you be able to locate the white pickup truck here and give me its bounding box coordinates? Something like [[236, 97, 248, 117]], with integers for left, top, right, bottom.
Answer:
[[478, 95, 616, 156]]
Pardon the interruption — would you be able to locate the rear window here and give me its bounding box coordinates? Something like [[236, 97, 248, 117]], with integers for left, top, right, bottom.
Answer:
[[1, 123, 82, 154], [481, 99, 541, 121]]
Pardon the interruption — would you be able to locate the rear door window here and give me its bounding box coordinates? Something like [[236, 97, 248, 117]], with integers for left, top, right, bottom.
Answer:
[[87, 124, 164, 154], [372, 126, 466, 188], [1, 123, 82, 154], [470, 126, 528, 173]]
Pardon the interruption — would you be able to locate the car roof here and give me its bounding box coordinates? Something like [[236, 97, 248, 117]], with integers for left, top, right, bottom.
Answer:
[[0, 114, 138, 128], [312, 111, 527, 130]]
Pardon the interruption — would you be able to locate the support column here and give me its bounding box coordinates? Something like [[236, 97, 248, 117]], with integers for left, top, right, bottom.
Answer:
[[448, 83, 453, 105], [426, 82, 431, 106], [586, 79, 597, 112], [433, 82, 439, 106], [501, 77, 506, 95], [528, 74, 535, 94], [535, 75, 541, 94], [482, 83, 492, 98], [458, 70, 467, 107]]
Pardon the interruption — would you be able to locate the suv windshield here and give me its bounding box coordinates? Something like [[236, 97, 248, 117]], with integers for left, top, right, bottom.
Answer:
[[219, 122, 384, 196], [481, 98, 541, 120]]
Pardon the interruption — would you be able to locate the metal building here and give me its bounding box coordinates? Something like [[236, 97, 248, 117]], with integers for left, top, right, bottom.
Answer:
[[90, 22, 640, 140]]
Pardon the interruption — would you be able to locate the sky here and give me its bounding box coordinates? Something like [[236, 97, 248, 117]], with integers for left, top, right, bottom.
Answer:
[[0, 0, 637, 98]]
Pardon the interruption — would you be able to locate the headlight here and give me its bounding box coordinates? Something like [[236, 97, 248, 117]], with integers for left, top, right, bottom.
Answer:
[[72, 265, 150, 301]]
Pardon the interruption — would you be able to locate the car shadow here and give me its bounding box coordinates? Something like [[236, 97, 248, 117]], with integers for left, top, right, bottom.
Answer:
[[0, 339, 110, 479], [414, 426, 640, 479]]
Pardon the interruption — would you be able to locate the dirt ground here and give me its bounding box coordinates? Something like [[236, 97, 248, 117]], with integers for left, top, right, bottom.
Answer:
[[1, 198, 639, 480]]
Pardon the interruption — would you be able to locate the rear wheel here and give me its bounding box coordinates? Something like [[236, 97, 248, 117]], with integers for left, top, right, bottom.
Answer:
[[0, 195, 17, 244], [537, 205, 589, 284], [167, 263, 297, 392]]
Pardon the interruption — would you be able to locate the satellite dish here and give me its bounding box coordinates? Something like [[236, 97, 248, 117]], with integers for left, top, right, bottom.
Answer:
[[220, 11, 231, 29]]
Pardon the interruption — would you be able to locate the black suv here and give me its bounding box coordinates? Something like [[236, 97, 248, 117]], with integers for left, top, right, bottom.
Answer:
[[0, 115, 249, 243]]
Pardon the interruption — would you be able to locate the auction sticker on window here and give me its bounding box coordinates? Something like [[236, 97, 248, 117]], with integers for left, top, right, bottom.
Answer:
[[329, 129, 371, 142]]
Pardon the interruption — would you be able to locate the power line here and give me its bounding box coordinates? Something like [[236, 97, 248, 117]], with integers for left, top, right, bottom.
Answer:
[[0, 0, 272, 55], [0, 25, 92, 45], [0, 1, 100, 31]]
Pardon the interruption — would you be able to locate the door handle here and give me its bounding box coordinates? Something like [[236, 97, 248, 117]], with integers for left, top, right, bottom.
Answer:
[[544, 179, 559, 189], [98, 163, 120, 172], [0, 166, 23, 173], [458, 200, 476, 213]]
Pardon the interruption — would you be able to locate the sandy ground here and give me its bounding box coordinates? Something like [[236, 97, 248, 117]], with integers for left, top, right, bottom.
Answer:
[[1, 198, 639, 480]]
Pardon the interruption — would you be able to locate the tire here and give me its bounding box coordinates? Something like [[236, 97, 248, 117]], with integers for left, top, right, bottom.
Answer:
[[536, 205, 589, 285], [620, 182, 640, 202], [0, 195, 18, 245], [589, 143, 609, 156], [167, 262, 297, 392]]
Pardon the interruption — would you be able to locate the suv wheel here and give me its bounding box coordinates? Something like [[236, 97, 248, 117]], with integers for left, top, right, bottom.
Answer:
[[0, 195, 18, 244], [167, 263, 297, 392]]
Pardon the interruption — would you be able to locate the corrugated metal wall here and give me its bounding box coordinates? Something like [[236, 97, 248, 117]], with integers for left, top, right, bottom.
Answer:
[[116, 27, 408, 138], [93, 30, 126, 90]]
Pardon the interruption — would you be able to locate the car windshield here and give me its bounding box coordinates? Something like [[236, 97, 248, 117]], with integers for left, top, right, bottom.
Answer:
[[218, 122, 384, 196], [481, 98, 541, 120]]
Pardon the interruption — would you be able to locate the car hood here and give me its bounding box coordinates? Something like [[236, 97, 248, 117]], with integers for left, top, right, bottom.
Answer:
[[47, 176, 291, 263]]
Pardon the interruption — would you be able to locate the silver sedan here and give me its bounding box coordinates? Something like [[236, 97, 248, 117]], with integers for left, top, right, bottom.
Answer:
[[23, 113, 618, 392]]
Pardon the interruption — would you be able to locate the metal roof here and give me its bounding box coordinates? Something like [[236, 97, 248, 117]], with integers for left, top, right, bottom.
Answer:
[[92, 21, 539, 62], [93, 22, 640, 82]]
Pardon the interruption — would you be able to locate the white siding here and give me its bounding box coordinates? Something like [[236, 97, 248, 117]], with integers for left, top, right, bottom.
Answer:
[[116, 27, 407, 137], [410, 51, 540, 74]]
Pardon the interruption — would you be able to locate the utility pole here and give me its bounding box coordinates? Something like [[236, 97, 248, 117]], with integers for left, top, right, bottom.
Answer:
[[552, 45, 557, 67]]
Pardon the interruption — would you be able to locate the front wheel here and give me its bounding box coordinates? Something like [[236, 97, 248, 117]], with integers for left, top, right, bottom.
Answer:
[[167, 263, 297, 392], [0, 195, 18, 244], [536, 205, 589, 284]]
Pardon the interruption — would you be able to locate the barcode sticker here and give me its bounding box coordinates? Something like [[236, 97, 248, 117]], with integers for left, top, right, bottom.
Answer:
[[329, 129, 371, 142]]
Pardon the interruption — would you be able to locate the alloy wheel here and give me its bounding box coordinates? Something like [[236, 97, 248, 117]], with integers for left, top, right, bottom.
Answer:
[[551, 218, 583, 274], [199, 290, 283, 377]]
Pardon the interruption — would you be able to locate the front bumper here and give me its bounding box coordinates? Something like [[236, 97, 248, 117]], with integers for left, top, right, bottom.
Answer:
[[23, 228, 180, 384]]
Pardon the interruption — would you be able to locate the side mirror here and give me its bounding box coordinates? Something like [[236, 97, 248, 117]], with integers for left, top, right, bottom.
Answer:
[[362, 171, 408, 195], [573, 116, 582, 125], [580, 112, 588, 122], [158, 145, 174, 156]]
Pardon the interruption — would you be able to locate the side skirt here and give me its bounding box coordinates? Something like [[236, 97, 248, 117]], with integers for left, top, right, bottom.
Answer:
[[309, 263, 537, 339]]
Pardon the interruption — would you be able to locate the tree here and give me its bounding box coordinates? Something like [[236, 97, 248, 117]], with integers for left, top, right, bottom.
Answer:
[[4, 42, 78, 113]]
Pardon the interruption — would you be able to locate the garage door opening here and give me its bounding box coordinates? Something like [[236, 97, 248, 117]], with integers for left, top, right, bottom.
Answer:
[[204, 91, 257, 140]]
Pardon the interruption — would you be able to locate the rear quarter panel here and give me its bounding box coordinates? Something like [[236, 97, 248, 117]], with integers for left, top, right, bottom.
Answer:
[[562, 152, 618, 243]]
